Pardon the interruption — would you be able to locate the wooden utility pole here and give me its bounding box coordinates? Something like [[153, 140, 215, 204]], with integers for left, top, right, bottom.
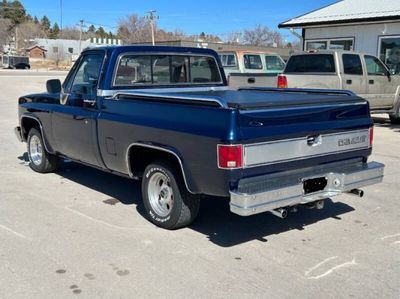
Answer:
[[78, 19, 84, 53], [147, 10, 159, 46]]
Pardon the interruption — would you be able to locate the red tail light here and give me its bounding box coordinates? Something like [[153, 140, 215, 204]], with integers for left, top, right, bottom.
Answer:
[[277, 75, 288, 88], [218, 144, 243, 169], [369, 127, 374, 147]]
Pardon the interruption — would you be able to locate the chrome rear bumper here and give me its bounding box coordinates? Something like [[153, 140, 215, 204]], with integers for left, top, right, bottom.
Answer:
[[230, 161, 384, 216]]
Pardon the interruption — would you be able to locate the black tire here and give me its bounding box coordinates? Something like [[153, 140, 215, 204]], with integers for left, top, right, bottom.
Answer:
[[27, 128, 58, 173], [141, 161, 200, 229], [389, 114, 400, 124]]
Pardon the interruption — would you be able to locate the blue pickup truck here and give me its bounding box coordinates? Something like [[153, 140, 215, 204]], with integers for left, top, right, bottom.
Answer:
[[15, 46, 385, 229]]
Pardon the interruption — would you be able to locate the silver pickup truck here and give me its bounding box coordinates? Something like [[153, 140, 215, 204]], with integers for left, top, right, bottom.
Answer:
[[279, 50, 400, 123]]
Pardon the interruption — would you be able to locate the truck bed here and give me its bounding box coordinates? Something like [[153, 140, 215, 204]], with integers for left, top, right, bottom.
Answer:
[[116, 88, 364, 110]]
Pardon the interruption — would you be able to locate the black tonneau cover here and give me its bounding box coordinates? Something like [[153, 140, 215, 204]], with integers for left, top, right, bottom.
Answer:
[[115, 88, 365, 110], [182, 88, 365, 110]]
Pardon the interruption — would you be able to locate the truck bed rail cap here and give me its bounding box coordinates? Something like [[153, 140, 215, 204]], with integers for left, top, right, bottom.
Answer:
[[105, 90, 229, 108]]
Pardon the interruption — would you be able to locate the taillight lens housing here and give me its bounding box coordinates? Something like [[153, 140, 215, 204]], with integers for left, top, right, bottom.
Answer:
[[218, 144, 243, 169], [369, 126, 374, 147], [277, 75, 288, 88]]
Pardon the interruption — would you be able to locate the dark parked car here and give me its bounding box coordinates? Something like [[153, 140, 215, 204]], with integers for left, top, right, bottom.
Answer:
[[1, 55, 30, 69]]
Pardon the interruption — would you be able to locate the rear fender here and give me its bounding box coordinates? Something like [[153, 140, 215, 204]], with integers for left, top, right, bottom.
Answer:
[[126, 143, 196, 194]]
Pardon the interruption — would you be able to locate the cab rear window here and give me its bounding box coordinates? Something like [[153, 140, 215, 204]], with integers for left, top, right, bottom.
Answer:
[[285, 54, 336, 73], [114, 54, 222, 86]]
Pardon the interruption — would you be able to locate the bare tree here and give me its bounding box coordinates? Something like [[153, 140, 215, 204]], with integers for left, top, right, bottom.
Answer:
[[59, 26, 81, 40], [242, 25, 285, 47], [226, 31, 242, 44], [17, 21, 46, 50], [117, 14, 152, 43], [0, 18, 12, 51], [51, 42, 65, 68], [117, 14, 219, 44]]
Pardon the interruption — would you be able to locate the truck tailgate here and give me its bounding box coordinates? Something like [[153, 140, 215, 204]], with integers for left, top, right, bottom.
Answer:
[[237, 91, 372, 170]]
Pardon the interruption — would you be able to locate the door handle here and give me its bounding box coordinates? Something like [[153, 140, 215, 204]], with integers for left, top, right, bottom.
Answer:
[[73, 115, 86, 121], [346, 79, 352, 84], [83, 98, 96, 105], [369, 79, 374, 84], [248, 78, 256, 84]]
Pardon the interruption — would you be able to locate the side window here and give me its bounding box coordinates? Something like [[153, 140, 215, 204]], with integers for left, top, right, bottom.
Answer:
[[69, 54, 103, 96], [265, 55, 285, 71], [219, 54, 238, 67], [115, 55, 152, 85], [364, 55, 388, 76], [244, 55, 263, 69], [190, 56, 220, 83], [343, 54, 363, 75]]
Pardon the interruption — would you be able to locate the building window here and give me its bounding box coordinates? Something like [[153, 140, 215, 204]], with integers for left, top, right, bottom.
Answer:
[[379, 36, 400, 75], [306, 38, 354, 51], [306, 41, 327, 50], [68, 48, 73, 54], [330, 39, 353, 50]]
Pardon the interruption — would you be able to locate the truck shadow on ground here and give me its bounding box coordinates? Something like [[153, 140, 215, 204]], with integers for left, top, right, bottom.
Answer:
[[373, 116, 400, 132], [32, 158, 355, 247], [194, 197, 354, 247]]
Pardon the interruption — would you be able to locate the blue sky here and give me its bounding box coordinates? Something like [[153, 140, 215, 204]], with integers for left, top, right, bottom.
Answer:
[[21, 0, 335, 41]]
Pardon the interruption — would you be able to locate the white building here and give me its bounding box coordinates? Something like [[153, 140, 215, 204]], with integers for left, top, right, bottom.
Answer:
[[33, 38, 122, 61], [279, 0, 400, 73]]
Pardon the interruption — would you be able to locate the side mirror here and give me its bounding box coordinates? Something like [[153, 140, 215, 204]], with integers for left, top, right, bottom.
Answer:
[[46, 79, 61, 94]]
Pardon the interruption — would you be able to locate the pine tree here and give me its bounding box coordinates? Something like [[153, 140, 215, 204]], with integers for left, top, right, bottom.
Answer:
[[87, 25, 96, 33], [0, 0, 27, 25], [50, 22, 60, 39], [96, 26, 107, 38], [40, 15, 51, 32]]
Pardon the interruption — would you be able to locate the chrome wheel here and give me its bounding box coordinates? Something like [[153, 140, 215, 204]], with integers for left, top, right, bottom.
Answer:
[[147, 172, 174, 217], [29, 135, 43, 166]]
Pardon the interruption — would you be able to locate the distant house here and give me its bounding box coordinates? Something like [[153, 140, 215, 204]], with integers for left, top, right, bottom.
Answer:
[[26, 45, 47, 59], [279, 0, 400, 73]]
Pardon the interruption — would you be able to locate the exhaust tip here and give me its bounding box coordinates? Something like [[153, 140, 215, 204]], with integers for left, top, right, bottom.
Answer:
[[349, 189, 364, 198], [270, 208, 288, 219], [315, 200, 324, 210]]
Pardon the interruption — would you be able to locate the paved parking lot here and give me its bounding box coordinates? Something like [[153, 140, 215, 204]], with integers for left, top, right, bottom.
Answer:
[[0, 70, 399, 298]]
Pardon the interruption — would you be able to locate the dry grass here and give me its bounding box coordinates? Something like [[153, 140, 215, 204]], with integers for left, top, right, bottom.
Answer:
[[29, 59, 73, 71]]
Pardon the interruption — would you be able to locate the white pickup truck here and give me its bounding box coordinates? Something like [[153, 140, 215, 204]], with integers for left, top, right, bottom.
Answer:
[[219, 50, 285, 89], [278, 50, 400, 123]]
